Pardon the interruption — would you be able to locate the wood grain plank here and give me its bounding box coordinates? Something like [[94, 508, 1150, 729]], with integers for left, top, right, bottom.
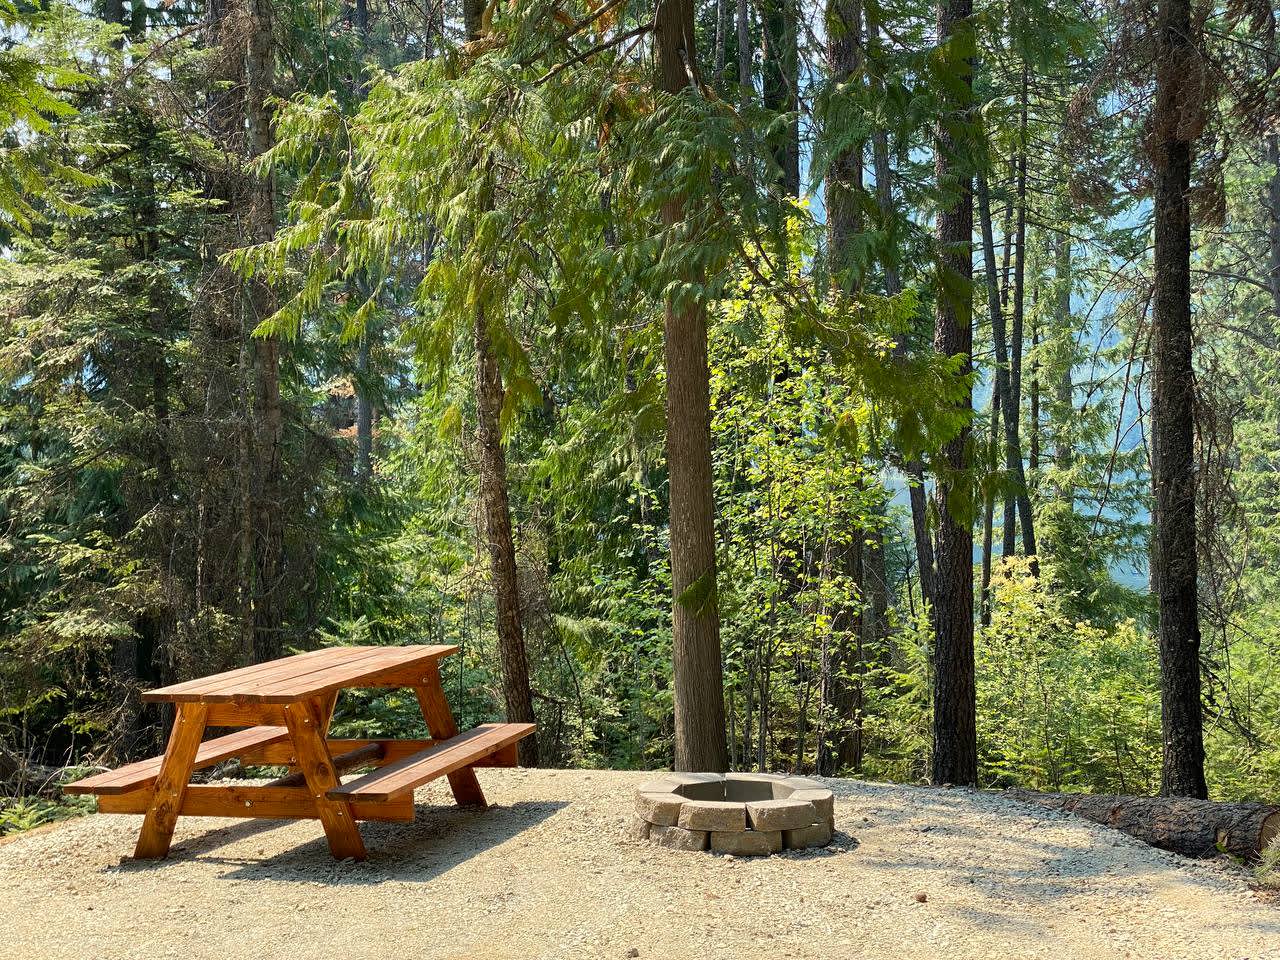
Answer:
[[63, 726, 289, 796], [283, 698, 367, 860], [328, 723, 536, 803], [248, 645, 457, 703], [133, 703, 208, 859], [141, 648, 349, 702], [206, 703, 287, 727], [414, 661, 487, 807], [98, 786, 414, 822], [146, 645, 459, 704]]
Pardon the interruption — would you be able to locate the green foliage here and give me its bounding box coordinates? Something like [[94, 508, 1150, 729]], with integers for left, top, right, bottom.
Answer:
[[0, 794, 93, 836], [978, 558, 1160, 793], [1, 0, 1278, 817]]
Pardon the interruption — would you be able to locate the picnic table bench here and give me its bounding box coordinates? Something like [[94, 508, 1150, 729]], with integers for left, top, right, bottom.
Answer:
[[63, 645, 535, 861]]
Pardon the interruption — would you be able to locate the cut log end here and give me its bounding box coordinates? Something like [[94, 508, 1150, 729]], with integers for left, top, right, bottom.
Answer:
[[1261, 812, 1280, 854]]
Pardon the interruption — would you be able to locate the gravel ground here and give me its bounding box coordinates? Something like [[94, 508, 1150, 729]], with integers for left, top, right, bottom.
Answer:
[[0, 769, 1276, 960]]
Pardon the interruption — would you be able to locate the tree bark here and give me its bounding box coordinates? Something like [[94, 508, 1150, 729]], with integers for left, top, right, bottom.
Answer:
[[473, 305, 540, 767], [1008, 790, 1278, 861], [1267, 133, 1280, 319], [1004, 64, 1036, 568], [464, 0, 539, 767], [1151, 0, 1207, 799], [826, 0, 862, 288], [930, 0, 977, 787], [761, 0, 799, 196], [655, 0, 730, 773], [1054, 231, 1074, 496], [244, 0, 284, 663], [353, 0, 374, 484]]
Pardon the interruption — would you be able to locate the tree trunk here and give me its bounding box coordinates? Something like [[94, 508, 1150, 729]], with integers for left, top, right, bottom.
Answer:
[[245, 0, 284, 663], [1004, 64, 1036, 568], [473, 306, 540, 767], [354, 330, 374, 481], [1151, 0, 1207, 799], [1267, 133, 1280, 319], [864, 525, 889, 649], [1008, 790, 1278, 861], [655, 0, 730, 773], [1054, 231, 1074, 496], [1029, 314, 1040, 473], [353, 0, 374, 484], [761, 0, 799, 196], [930, 0, 977, 787], [464, 0, 539, 767], [826, 0, 862, 288]]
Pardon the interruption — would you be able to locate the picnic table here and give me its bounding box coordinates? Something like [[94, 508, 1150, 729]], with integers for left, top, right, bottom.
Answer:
[[64, 645, 535, 861]]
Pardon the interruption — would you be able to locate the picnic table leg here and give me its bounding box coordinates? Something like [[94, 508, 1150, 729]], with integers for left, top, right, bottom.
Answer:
[[134, 702, 208, 859], [283, 697, 368, 861], [413, 662, 487, 809]]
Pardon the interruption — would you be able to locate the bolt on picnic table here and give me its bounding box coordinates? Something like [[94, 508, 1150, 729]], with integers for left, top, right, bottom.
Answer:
[[63, 645, 536, 861]]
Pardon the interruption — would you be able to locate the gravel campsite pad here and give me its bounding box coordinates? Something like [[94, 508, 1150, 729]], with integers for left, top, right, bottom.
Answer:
[[1, 770, 1276, 960]]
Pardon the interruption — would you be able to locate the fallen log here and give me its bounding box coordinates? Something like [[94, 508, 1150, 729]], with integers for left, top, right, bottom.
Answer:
[[1007, 789, 1280, 862]]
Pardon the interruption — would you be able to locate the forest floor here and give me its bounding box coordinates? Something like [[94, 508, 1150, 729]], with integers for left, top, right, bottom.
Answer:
[[0, 769, 1275, 960]]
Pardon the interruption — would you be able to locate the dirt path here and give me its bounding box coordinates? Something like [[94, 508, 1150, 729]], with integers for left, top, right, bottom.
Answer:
[[0, 770, 1275, 960]]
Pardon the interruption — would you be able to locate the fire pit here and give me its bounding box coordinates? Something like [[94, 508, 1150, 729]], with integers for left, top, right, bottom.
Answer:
[[631, 772, 835, 855]]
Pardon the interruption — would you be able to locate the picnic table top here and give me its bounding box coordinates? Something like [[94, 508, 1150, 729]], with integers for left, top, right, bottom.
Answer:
[[141, 644, 459, 705]]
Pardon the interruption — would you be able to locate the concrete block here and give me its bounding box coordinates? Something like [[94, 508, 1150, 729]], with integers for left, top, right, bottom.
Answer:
[[724, 772, 788, 802], [783, 820, 833, 850], [678, 799, 747, 832], [746, 798, 816, 832], [634, 791, 684, 826], [711, 829, 782, 856], [626, 816, 651, 840], [789, 788, 834, 824], [635, 777, 681, 795], [649, 824, 709, 851], [782, 776, 826, 792]]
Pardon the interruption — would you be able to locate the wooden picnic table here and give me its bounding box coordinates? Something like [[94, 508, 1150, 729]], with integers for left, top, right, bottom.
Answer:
[[64, 645, 535, 861]]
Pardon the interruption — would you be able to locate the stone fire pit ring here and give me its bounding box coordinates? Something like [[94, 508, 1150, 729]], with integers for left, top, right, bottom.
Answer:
[[631, 772, 835, 856]]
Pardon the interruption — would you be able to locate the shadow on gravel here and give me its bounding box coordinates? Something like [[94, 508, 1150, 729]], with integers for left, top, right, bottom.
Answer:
[[823, 778, 1280, 937], [113, 799, 569, 885]]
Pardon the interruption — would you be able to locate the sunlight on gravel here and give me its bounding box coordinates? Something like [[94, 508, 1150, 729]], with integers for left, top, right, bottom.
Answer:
[[1, 770, 1277, 960]]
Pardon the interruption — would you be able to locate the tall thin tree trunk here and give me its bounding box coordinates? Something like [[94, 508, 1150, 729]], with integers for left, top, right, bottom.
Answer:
[[1267, 133, 1280, 319], [244, 0, 284, 662], [930, 0, 977, 787], [1054, 231, 1074, 496], [826, 0, 862, 287], [824, 0, 869, 775], [761, 0, 799, 196], [473, 305, 540, 767], [464, 0, 539, 766], [1029, 316, 1040, 473], [655, 0, 730, 773], [1003, 64, 1036, 569], [1152, 0, 1207, 799], [353, 0, 375, 483]]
